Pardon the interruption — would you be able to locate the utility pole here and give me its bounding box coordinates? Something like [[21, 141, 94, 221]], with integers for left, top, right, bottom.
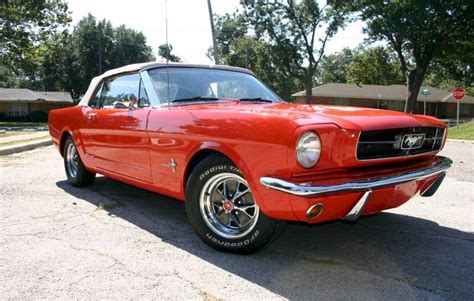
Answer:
[[422, 88, 430, 115], [377, 90, 381, 109], [98, 23, 103, 74], [245, 43, 249, 69], [403, 71, 409, 112], [207, 0, 220, 65]]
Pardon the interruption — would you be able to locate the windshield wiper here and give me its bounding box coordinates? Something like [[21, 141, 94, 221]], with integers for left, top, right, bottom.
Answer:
[[171, 96, 219, 103], [238, 97, 274, 103]]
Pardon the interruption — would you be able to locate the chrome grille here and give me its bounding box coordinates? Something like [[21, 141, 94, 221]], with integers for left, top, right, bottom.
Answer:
[[357, 127, 445, 160]]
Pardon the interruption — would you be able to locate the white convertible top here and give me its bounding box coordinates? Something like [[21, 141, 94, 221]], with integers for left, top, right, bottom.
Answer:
[[78, 62, 253, 106]]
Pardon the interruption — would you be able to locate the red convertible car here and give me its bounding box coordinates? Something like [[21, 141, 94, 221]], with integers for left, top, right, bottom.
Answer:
[[49, 62, 452, 253]]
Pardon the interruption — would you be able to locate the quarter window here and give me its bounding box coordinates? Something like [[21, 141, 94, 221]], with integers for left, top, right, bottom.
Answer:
[[101, 74, 140, 109], [138, 79, 150, 107], [89, 85, 102, 108]]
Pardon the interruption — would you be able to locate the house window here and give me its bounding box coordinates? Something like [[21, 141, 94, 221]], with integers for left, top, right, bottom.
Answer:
[[334, 98, 349, 106], [386, 100, 405, 112], [8, 103, 28, 117], [460, 104, 471, 115]]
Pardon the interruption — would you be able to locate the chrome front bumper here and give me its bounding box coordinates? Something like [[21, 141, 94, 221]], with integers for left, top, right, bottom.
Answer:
[[260, 156, 452, 197]]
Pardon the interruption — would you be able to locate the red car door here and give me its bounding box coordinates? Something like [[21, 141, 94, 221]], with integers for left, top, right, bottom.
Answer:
[[85, 73, 152, 183]]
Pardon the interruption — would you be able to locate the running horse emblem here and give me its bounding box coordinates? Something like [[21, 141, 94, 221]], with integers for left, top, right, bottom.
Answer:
[[402, 134, 425, 149]]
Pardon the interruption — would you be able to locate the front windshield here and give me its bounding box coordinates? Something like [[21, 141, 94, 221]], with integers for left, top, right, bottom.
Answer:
[[147, 67, 282, 104]]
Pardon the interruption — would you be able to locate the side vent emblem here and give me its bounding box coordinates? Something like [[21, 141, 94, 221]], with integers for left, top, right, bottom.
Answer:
[[161, 158, 177, 173]]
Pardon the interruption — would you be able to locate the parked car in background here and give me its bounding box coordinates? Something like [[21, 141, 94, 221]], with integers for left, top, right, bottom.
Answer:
[[48, 62, 452, 253]]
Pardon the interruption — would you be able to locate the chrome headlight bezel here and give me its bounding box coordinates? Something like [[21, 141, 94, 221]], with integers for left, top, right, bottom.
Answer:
[[296, 131, 321, 168]]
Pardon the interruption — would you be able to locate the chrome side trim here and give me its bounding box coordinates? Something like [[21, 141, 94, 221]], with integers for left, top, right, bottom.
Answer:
[[259, 156, 452, 197], [343, 190, 372, 222]]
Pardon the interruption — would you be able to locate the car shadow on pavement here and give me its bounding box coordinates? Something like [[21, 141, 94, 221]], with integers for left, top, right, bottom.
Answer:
[[56, 177, 474, 300]]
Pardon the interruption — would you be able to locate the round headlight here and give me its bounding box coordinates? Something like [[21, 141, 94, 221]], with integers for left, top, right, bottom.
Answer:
[[296, 131, 321, 168]]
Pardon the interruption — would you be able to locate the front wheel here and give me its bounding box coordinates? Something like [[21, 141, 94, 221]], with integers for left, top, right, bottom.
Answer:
[[185, 155, 284, 253], [63, 137, 96, 187]]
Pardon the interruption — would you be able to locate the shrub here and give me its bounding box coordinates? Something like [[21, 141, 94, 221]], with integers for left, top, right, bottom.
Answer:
[[29, 111, 48, 122]]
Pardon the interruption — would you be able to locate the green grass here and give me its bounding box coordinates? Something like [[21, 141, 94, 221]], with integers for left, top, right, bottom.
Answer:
[[0, 122, 48, 127], [0, 131, 42, 137], [0, 135, 50, 147], [448, 121, 474, 140]]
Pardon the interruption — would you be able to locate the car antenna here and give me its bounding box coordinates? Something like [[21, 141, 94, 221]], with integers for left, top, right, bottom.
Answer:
[[165, 0, 170, 110]]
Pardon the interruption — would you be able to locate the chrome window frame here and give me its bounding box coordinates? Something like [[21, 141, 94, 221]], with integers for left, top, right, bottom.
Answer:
[[84, 72, 158, 110], [138, 66, 285, 108]]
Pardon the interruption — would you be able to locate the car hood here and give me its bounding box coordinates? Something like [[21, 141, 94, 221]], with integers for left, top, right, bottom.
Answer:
[[186, 102, 446, 131]]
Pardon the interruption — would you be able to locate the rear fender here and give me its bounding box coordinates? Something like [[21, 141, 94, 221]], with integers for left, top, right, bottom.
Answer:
[[59, 128, 87, 161]]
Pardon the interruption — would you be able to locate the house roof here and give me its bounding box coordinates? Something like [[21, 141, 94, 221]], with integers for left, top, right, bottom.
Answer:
[[292, 83, 474, 104], [0, 88, 73, 103]]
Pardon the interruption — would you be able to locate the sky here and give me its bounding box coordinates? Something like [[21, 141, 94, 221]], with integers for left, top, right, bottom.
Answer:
[[67, 0, 368, 64]]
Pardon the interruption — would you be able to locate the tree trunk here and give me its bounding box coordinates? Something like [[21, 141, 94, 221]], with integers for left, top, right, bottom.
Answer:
[[406, 68, 425, 114], [304, 71, 313, 104], [70, 90, 80, 104]]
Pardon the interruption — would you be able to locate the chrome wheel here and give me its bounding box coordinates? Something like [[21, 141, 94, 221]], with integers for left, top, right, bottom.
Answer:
[[66, 142, 79, 178], [199, 173, 259, 239]]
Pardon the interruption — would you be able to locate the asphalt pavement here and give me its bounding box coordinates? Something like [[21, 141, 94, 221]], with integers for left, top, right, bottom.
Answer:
[[0, 141, 473, 300]]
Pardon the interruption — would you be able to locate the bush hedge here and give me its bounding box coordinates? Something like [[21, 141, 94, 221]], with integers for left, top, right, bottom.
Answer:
[[29, 111, 48, 122]]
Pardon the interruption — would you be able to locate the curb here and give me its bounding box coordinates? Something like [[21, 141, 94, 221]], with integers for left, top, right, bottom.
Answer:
[[0, 139, 52, 156], [446, 139, 474, 144]]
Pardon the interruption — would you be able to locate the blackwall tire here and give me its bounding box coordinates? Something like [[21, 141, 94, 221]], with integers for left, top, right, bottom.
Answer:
[[63, 137, 96, 187], [185, 154, 284, 254]]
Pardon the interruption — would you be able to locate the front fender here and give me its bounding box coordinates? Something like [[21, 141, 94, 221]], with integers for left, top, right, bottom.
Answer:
[[184, 140, 294, 220], [185, 140, 254, 191]]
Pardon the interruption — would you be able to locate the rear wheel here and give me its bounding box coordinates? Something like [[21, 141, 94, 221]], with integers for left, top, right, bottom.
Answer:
[[185, 155, 283, 253], [63, 137, 95, 187]]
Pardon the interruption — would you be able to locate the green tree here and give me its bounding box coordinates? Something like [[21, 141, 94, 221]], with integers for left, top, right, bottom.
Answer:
[[210, 13, 302, 100], [346, 46, 405, 85], [41, 32, 77, 94], [59, 15, 116, 98], [0, 43, 47, 90], [158, 44, 182, 62], [208, 13, 248, 63], [319, 48, 354, 84], [114, 26, 155, 66], [1, 12, 154, 97], [227, 37, 302, 100], [341, 0, 473, 113], [41, 14, 155, 98], [425, 40, 474, 95], [0, 66, 20, 88], [0, 0, 70, 70], [241, 0, 348, 103]]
